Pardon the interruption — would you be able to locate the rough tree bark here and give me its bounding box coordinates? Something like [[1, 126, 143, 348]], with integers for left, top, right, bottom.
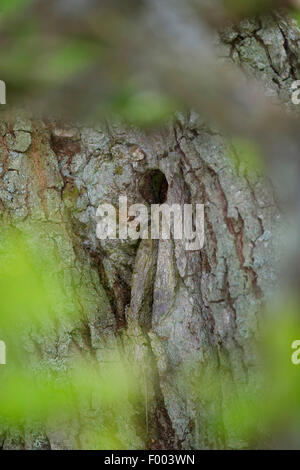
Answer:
[[0, 13, 298, 449]]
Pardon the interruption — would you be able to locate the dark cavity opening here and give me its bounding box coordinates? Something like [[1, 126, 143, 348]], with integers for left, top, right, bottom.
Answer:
[[139, 170, 168, 205]]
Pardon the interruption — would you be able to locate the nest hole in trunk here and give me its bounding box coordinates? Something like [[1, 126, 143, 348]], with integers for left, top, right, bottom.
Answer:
[[139, 169, 168, 205]]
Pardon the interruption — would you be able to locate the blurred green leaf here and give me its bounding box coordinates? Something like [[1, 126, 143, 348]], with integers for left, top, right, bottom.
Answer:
[[0, 225, 81, 331], [109, 89, 177, 127], [0, 0, 33, 17], [228, 138, 265, 176], [39, 39, 100, 84], [291, 11, 300, 28]]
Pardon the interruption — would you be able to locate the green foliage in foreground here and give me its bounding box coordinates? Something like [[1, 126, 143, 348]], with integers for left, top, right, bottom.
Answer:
[[0, 224, 300, 448]]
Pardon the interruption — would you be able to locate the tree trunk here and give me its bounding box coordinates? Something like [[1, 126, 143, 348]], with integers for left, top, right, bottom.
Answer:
[[0, 13, 297, 450]]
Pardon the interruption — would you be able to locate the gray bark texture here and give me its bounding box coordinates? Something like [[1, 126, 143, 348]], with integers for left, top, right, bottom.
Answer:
[[0, 13, 298, 449]]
